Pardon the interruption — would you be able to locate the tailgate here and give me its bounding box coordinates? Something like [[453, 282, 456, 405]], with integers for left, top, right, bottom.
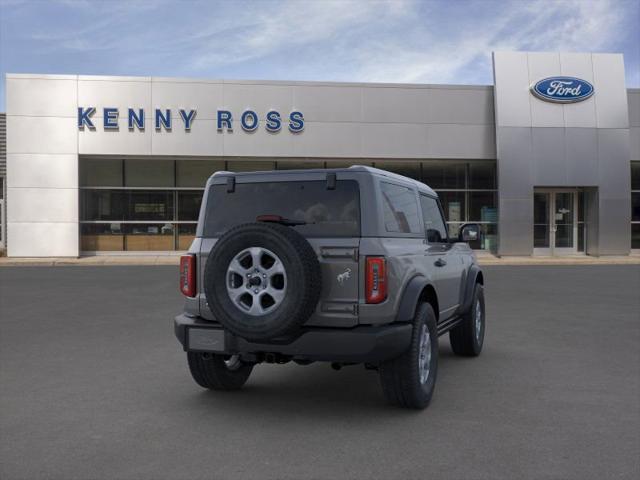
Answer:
[[305, 238, 360, 327]]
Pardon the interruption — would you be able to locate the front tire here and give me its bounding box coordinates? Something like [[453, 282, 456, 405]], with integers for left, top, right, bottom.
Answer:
[[187, 352, 253, 390], [379, 303, 438, 409], [449, 283, 485, 356]]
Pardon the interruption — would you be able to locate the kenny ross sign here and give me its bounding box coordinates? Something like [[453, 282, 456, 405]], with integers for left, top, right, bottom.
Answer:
[[77, 107, 304, 133], [530, 77, 594, 103]]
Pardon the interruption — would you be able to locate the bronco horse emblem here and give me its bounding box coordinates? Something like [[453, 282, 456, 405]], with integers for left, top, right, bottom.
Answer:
[[337, 268, 352, 285]]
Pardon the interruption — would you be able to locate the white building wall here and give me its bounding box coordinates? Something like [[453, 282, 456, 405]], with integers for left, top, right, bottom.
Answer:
[[6, 74, 79, 257]]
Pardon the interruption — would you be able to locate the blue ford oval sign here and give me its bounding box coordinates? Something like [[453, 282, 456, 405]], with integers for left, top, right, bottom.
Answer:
[[531, 77, 594, 103]]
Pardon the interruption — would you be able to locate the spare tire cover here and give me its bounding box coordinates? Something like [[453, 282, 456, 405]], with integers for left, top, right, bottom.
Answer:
[[204, 222, 321, 341]]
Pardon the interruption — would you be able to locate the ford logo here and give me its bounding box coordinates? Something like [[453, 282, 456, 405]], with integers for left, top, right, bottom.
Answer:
[[531, 76, 594, 103]]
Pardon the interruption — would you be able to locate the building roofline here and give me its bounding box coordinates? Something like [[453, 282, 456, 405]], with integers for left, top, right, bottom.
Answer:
[[4, 73, 493, 90]]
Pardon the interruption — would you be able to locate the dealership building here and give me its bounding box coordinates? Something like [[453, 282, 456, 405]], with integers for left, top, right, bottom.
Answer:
[[1, 51, 639, 257]]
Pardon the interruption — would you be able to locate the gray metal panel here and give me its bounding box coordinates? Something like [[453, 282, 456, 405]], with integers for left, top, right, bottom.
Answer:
[[151, 80, 223, 120], [361, 124, 427, 158], [628, 90, 640, 160], [560, 53, 597, 128], [531, 127, 567, 185], [425, 87, 494, 125], [0, 113, 5, 176], [565, 128, 598, 185], [6, 77, 77, 118], [78, 77, 152, 117], [492, 52, 531, 127], [495, 127, 533, 199], [361, 87, 429, 124], [528, 52, 564, 128], [293, 84, 361, 123], [223, 83, 293, 120], [427, 124, 495, 158], [629, 90, 640, 127], [592, 54, 629, 129], [493, 52, 632, 256], [597, 198, 630, 255], [630, 127, 640, 161], [585, 188, 599, 256], [597, 129, 631, 199], [498, 198, 534, 255]]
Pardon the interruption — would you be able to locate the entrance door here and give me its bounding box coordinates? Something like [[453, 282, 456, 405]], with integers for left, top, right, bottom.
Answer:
[[533, 190, 578, 255]]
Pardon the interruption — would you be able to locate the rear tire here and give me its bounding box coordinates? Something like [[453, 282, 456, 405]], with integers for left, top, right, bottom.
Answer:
[[187, 352, 253, 390], [379, 303, 438, 409], [450, 283, 485, 357]]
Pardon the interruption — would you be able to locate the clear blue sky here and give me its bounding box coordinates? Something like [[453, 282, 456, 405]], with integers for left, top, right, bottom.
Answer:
[[1, 0, 639, 111]]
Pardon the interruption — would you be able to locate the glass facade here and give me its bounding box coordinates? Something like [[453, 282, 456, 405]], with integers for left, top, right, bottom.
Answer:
[[80, 158, 497, 252], [79, 158, 219, 252]]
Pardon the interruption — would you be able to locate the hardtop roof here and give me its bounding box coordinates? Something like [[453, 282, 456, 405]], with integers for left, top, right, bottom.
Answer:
[[210, 165, 437, 196]]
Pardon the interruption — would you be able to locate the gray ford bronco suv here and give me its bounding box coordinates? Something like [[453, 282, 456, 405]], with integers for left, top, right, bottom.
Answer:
[[174, 166, 485, 409]]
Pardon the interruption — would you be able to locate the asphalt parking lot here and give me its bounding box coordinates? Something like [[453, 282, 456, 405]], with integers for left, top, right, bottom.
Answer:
[[1, 265, 639, 480]]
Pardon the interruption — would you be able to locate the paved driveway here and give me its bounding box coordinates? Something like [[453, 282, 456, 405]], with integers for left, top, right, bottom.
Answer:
[[1, 265, 639, 480]]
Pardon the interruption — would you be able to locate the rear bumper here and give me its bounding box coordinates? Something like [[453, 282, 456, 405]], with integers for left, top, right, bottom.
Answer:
[[174, 314, 412, 363]]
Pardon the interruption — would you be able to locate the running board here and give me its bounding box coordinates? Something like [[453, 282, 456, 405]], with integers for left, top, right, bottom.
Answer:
[[437, 316, 463, 336]]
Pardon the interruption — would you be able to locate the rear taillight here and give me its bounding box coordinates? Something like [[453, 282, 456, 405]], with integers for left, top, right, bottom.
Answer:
[[365, 256, 387, 304], [179, 254, 196, 297]]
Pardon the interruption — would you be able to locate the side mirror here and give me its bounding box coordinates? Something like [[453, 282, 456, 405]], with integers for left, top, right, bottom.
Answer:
[[459, 223, 480, 243]]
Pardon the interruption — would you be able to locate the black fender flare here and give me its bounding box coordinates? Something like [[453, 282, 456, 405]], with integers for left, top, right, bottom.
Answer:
[[457, 264, 483, 315], [395, 276, 431, 323]]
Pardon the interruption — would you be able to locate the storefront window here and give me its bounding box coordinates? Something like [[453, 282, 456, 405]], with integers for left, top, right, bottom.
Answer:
[[632, 162, 640, 190], [632, 193, 640, 222], [422, 163, 466, 189], [125, 159, 174, 187], [632, 224, 640, 250], [128, 191, 174, 221], [325, 160, 374, 168], [178, 224, 197, 250], [468, 162, 496, 189], [177, 160, 224, 187], [81, 190, 127, 221], [80, 158, 123, 187], [469, 191, 497, 222], [178, 191, 203, 221], [374, 161, 421, 179], [632, 163, 640, 250], [80, 158, 205, 252], [277, 160, 325, 170], [227, 160, 276, 172], [438, 191, 466, 225], [79, 157, 498, 252], [80, 223, 124, 251]]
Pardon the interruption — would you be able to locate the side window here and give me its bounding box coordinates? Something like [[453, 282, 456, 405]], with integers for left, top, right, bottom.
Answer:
[[420, 195, 448, 243], [380, 182, 421, 234]]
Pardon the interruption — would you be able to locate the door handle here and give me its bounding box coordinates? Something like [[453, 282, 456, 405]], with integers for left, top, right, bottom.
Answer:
[[434, 258, 447, 267]]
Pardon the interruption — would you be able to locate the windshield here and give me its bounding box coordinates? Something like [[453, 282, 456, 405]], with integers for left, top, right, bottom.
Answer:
[[203, 180, 360, 237]]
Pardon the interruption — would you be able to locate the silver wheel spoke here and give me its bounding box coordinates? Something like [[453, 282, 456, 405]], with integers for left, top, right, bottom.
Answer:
[[263, 287, 285, 304], [226, 247, 287, 316], [267, 260, 285, 275], [227, 286, 245, 302], [249, 247, 263, 269], [247, 299, 264, 316], [228, 258, 249, 276]]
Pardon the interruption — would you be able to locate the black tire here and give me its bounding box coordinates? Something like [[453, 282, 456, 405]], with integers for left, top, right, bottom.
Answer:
[[187, 352, 253, 390], [379, 303, 438, 409], [450, 283, 485, 357], [203, 222, 321, 341]]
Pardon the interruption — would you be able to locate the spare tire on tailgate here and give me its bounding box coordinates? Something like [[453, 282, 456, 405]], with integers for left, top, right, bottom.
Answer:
[[203, 222, 321, 341]]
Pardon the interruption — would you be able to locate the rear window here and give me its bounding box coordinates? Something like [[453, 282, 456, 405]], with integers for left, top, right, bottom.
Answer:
[[203, 180, 360, 237]]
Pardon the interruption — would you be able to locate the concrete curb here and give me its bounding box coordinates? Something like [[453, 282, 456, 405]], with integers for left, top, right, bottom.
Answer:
[[1, 255, 639, 267]]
